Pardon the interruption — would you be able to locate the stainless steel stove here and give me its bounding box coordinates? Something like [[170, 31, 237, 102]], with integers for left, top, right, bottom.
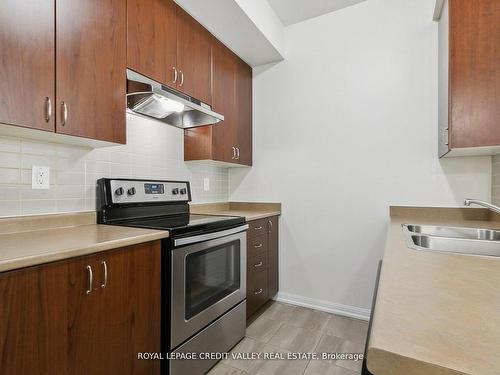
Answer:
[[97, 178, 248, 375]]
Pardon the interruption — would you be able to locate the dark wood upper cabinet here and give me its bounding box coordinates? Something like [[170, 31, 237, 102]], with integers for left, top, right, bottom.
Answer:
[[56, 0, 126, 144], [235, 58, 253, 166], [0, 0, 56, 132], [438, 0, 500, 157], [127, 0, 177, 89], [184, 39, 252, 166], [211, 38, 237, 162], [0, 241, 161, 375], [127, 2, 212, 105], [176, 6, 213, 105]]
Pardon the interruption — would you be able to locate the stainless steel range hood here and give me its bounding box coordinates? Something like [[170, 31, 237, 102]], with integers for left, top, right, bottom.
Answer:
[[126, 69, 224, 129]]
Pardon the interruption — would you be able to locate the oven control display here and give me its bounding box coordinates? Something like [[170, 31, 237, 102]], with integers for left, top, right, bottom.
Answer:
[[144, 183, 164, 195]]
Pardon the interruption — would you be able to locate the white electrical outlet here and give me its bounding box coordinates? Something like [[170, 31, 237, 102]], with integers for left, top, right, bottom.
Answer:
[[203, 177, 210, 191], [32, 166, 50, 190]]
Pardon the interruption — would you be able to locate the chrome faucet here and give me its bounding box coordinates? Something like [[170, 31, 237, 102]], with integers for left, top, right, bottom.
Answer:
[[464, 199, 500, 215]]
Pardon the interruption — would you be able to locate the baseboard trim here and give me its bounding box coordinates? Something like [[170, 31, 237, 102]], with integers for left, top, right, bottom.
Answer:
[[274, 292, 370, 321]]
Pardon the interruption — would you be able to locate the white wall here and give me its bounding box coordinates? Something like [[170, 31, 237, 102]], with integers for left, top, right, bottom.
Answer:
[[229, 0, 492, 316], [0, 114, 229, 217]]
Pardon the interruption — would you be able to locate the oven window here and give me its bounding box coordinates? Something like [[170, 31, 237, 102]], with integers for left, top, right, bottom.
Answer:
[[185, 240, 240, 320]]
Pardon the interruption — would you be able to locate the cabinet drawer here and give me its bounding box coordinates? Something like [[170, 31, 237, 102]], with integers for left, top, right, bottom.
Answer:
[[247, 219, 268, 238], [247, 252, 268, 275], [247, 269, 268, 317], [247, 234, 267, 258]]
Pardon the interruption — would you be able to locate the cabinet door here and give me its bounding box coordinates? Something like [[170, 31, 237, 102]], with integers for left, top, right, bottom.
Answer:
[[267, 217, 279, 299], [247, 268, 269, 317], [56, 0, 126, 143], [212, 39, 238, 162], [68, 242, 161, 375], [127, 0, 177, 88], [0, 0, 55, 131], [235, 58, 253, 166], [0, 262, 68, 374], [176, 6, 212, 105], [67, 253, 103, 375], [449, 0, 500, 148], [97, 242, 161, 375]]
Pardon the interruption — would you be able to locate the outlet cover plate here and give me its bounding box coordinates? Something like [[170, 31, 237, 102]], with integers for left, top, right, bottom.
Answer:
[[32, 166, 50, 190], [203, 177, 210, 191]]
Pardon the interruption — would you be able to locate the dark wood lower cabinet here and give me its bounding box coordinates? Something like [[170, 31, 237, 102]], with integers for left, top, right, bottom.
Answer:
[[246, 216, 279, 318], [0, 241, 161, 375], [0, 260, 68, 374]]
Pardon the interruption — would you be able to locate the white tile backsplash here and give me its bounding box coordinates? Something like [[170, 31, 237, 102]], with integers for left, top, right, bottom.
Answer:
[[0, 114, 229, 217], [493, 155, 500, 205]]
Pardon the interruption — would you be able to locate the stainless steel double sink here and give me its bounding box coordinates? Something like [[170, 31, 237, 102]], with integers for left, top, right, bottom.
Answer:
[[402, 224, 500, 257]]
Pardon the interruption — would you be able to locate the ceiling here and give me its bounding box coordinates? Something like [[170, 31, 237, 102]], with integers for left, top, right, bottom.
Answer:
[[267, 0, 367, 26]]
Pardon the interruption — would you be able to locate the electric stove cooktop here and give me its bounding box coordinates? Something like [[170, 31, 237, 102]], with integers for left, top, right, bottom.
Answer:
[[96, 178, 246, 238], [121, 213, 245, 237]]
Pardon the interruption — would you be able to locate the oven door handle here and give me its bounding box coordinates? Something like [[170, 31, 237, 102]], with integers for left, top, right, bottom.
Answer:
[[174, 224, 249, 247]]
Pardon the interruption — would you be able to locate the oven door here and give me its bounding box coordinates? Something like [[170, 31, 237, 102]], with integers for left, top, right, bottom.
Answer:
[[171, 226, 247, 348]]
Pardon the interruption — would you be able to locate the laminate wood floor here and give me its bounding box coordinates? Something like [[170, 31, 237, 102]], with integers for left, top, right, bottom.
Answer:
[[208, 301, 368, 375]]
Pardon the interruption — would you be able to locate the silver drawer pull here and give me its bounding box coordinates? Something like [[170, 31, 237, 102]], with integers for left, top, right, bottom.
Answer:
[[100, 261, 108, 288], [172, 67, 178, 83], [254, 226, 263, 230], [179, 70, 184, 86], [86, 265, 93, 295], [61, 101, 68, 126], [45, 97, 52, 122], [254, 243, 263, 248], [254, 261, 263, 268], [254, 288, 263, 295]]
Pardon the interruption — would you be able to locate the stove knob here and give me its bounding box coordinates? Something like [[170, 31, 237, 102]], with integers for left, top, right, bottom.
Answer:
[[127, 187, 136, 196], [180, 188, 187, 195], [172, 188, 179, 195], [115, 187, 124, 196]]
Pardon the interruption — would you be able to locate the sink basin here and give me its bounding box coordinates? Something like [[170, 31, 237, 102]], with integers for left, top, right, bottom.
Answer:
[[402, 224, 500, 257], [405, 224, 500, 241], [409, 234, 500, 257]]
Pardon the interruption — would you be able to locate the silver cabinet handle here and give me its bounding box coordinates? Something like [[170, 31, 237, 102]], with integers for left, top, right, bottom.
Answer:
[[236, 147, 240, 160], [254, 226, 263, 230], [231, 146, 236, 160], [86, 265, 93, 295], [268, 220, 273, 233], [254, 288, 263, 295], [172, 67, 178, 84], [100, 261, 108, 288], [179, 70, 184, 86], [61, 101, 68, 126], [45, 97, 52, 123], [254, 261, 263, 268], [254, 243, 263, 248]]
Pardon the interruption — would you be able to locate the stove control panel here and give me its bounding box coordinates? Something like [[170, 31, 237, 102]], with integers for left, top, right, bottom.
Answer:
[[107, 179, 191, 204]]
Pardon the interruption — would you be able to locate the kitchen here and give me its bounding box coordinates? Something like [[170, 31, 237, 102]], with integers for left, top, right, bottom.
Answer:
[[0, 0, 498, 374]]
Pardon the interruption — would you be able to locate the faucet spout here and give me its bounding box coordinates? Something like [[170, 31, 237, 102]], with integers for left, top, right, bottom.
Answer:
[[464, 199, 500, 215]]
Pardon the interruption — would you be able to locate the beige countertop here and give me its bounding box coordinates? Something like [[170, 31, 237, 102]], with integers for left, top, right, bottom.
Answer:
[[367, 207, 500, 375], [0, 212, 169, 273], [190, 202, 281, 221]]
